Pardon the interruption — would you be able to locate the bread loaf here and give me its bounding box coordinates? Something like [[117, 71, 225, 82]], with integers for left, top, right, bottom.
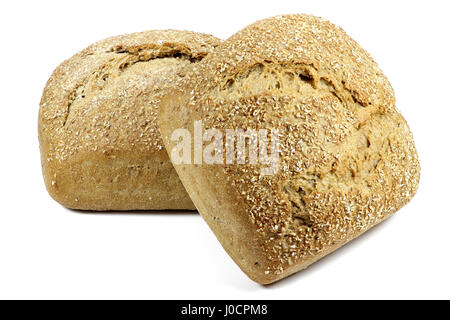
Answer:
[[158, 15, 420, 283], [39, 30, 221, 210]]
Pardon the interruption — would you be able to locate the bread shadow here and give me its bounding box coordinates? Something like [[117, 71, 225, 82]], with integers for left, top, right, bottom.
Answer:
[[260, 214, 398, 289], [65, 207, 198, 216], [65, 206, 398, 291]]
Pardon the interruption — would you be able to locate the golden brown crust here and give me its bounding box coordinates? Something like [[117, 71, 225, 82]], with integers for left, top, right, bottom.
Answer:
[[158, 15, 420, 283], [39, 30, 221, 210]]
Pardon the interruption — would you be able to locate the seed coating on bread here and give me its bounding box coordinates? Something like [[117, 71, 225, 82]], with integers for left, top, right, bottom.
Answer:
[[39, 30, 221, 210], [158, 15, 420, 283]]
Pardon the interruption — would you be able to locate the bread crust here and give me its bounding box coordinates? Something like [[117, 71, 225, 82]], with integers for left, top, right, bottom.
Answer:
[[158, 15, 420, 283], [39, 30, 221, 210]]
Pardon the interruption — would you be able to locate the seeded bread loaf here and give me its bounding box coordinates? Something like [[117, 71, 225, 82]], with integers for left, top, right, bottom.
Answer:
[[158, 15, 420, 283], [39, 30, 221, 210]]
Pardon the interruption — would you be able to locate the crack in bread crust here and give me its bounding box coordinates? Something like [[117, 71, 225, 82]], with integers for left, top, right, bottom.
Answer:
[[62, 48, 200, 128]]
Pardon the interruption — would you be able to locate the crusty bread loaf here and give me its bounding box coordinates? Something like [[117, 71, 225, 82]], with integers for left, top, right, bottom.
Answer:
[[158, 15, 420, 283], [39, 30, 221, 211]]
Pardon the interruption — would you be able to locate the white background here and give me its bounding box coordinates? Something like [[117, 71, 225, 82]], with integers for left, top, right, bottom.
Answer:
[[0, 0, 449, 299]]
